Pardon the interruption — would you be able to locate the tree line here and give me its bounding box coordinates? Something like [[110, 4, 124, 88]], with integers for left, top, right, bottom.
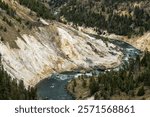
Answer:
[[50, 0, 150, 37], [18, 0, 55, 19], [0, 55, 37, 100], [93, 50, 150, 99]]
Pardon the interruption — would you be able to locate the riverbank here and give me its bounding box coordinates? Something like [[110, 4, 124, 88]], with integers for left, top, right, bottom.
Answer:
[[101, 32, 150, 51], [66, 47, 150, 100], [37, 39, 141, 100]]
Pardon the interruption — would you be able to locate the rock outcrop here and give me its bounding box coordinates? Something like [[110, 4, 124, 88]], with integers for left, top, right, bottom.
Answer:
[[0, 22, 123, 86]]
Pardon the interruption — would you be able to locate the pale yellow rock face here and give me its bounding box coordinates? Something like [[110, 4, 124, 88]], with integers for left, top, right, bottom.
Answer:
[[0, 22, 123, 87], [102, 31, 150, 52], [120, 32, 150, 52], [132, 33, 150, 51]]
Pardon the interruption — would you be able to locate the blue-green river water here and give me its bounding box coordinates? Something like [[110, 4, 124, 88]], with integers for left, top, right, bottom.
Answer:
[[37, 40, 141, 100]]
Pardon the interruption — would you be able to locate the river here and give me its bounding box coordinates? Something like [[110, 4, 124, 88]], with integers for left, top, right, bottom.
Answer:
[[36, 40, 141, 100]]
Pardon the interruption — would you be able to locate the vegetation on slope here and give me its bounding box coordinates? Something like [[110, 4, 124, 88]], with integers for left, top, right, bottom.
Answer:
[[49, 0, 150, 37], [0, 55, 37, 100], [67, 50, 150, 100], [18, 0, 55, 19], [0, 0, 53, 48], [0, 0, 16, 17]]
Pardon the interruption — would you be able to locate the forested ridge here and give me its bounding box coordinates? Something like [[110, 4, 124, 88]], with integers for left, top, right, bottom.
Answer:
[[0, 55, 37, 100], [48, 0, 150, 37], [18, 0, 55, 19], [2, 0, 148, 37]]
